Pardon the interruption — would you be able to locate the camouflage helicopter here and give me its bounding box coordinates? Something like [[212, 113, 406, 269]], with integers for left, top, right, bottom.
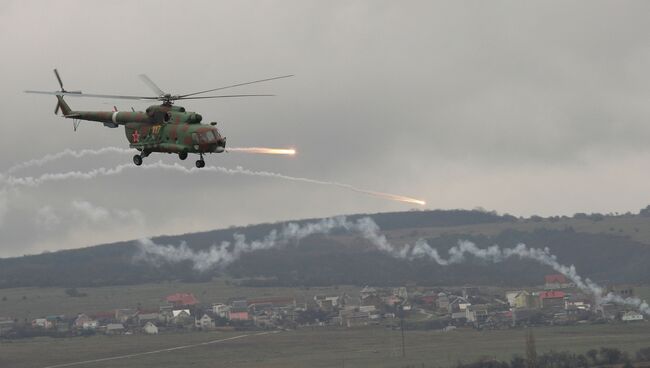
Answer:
[[25, 69, 292, 168]]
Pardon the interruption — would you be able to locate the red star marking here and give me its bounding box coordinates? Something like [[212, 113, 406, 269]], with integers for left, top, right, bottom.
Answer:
[[132, 130, 139, 143]]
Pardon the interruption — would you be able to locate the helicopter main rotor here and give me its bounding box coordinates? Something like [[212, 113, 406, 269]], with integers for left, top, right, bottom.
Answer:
[[26, 70, 293, 106]]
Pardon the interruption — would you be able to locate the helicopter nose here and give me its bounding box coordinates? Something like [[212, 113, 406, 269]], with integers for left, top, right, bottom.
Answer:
[[215, 138, 226, 153]]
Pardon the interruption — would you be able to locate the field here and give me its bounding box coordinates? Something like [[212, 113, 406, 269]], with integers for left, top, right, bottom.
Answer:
[[2, 323, 650, 368]]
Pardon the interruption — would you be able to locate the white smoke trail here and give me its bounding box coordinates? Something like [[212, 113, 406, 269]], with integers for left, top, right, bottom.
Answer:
[[135, 216, 650, 315], [134, 217, 355, 271], [3, 147, 132, 174], [0, 161, 425, 206], [3, 145, 296, 175]]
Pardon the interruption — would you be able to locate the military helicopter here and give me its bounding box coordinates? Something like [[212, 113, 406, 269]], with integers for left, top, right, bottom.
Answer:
[[25, 69, 292, 168]]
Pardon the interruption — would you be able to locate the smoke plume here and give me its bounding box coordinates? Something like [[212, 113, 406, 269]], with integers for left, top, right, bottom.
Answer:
[[135, 216, 649, 315]]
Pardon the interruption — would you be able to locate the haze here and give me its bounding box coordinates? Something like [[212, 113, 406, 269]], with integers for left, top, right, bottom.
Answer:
[[1, 0, 650, 257]]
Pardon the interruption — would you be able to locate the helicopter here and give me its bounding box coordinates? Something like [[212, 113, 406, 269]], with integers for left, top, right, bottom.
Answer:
[[25, 69, 292, 168]]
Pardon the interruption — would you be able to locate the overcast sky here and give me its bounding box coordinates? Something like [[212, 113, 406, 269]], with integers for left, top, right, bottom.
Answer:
[[1, 0, 650, 257]]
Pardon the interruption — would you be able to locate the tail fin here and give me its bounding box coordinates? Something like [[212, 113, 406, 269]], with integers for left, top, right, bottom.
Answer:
[[55, 95, 73, 116]]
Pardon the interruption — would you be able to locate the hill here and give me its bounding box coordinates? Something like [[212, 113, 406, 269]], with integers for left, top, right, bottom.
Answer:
[[2, 208, 650, 288]]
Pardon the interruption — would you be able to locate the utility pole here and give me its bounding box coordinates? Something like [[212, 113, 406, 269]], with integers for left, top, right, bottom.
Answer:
[[526, 328, 537, 368], [399, 304, 406, 358]]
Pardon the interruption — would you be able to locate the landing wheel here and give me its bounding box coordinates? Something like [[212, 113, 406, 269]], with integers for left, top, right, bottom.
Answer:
[[195, 159, 205, 168], [178, 152, 188, 160], [133, 154, 143, 166]]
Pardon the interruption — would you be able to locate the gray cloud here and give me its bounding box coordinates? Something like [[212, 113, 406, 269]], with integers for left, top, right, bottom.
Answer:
[[1, 1, 650, 256]]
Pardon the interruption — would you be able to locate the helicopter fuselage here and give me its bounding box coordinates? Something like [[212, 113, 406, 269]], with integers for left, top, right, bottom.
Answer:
[[62, 102, 226, 157]]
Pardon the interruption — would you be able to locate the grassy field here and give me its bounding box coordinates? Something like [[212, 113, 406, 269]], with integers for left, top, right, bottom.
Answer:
[[0, 280, 361, 320], [2, 323, 650, 368]]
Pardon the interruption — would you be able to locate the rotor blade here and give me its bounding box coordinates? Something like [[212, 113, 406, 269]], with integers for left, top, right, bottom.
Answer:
[[53, 69, 64, 90], [178, 75, 293, 98], [25, 90, 158, 100], [178, 94, 275, 100], [138, 74, 166, 96]]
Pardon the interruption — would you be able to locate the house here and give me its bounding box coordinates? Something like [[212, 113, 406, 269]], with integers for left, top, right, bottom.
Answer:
[[359, 305, 377, 314], [360, 286, 377, 300], [437, 293, 450, 310], [314, 295, 341, 309], [105, 323, 125, 335], [360, 294, 383, 309], [171, 309, 191, 323], [419, 293, 437, 306], [143, 321, 159, 334], [451, 311, 467, 322], [166, 293, 199, 307], [462, 286, 479, 299], [448, 296, 471, 313], [539, 291, 566, 312], [83, 320, 99, 330], [212, 304, 230, 318], [91, 311, 115, 323], [32, 318, 53, 329], [544, 274, 571, 289], [622, 311, 644, 322], [466, 304, 489, 324], [137, 311, 161, 325], [73, 314, 93, 329], [393, 287, 408, 299], [339, 310, 370, 328], [248, 297, 296, 315], [506, 291, 522, 307], [382, 295, 402, 307], [253, 313, 275, 328], [229, 301, 249, 321], [115, 308, 136, 323], [513, 291, 538, 309], [195, 314, 215, 329], [228, 308, 249, 321]]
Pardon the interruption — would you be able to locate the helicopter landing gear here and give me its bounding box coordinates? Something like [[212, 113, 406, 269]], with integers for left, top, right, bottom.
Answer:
[[195, 153, 205, 168], [178, 151, 188, 161], [133, 154, 143, 166]]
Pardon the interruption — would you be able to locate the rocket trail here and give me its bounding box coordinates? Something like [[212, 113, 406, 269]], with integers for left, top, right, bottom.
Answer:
[[227, 147, 296, 155], [1, 161, 426, 206]]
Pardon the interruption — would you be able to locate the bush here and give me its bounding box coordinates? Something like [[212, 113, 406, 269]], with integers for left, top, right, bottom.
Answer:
[[64, 288, 87, 297]]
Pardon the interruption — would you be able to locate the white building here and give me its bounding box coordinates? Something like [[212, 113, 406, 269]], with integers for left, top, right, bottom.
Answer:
[[622, 311, 644, 322], [211, 304, 230, 318]]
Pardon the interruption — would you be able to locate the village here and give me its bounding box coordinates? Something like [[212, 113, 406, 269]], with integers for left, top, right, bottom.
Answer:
[[0, 274, 646, 339]]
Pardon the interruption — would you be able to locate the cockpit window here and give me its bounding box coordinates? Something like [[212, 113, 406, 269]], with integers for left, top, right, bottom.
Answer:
[[201, 131, 215, 142]]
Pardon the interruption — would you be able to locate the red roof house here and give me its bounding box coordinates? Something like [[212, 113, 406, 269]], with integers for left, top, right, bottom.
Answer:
[[166, 293, 199, 307], [539, 290, 566, 300], [539, 291, 566, 310]]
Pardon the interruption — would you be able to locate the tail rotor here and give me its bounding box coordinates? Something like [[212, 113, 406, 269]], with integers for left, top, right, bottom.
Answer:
[[54, 69, 65, 114], [52, 69, 80, 115]]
